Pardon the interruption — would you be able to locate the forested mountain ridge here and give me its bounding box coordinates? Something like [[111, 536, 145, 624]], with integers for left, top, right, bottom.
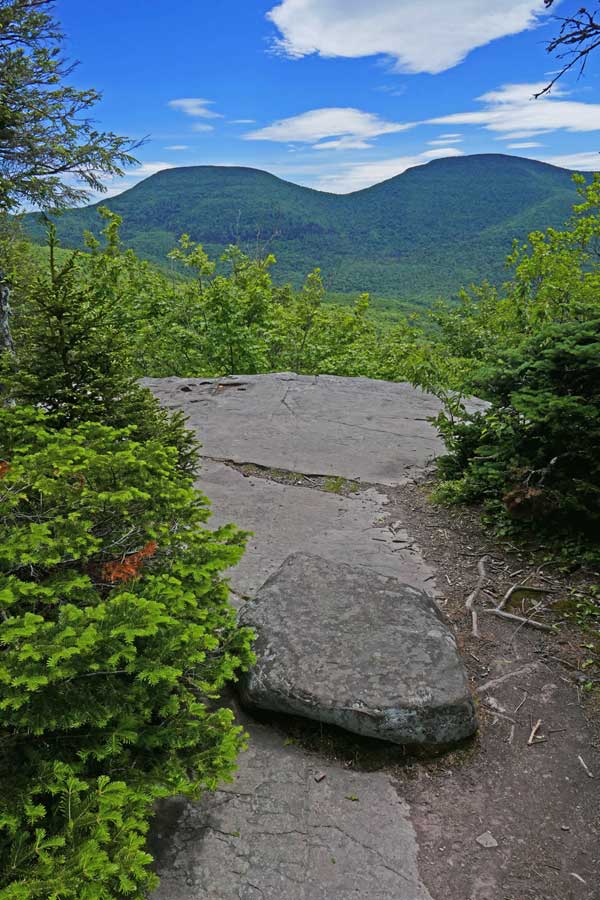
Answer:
[[23, 154, 581, 302]]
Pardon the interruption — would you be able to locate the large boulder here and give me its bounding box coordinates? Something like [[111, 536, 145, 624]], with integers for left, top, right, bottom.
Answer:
[[239, 553, 477, 746]]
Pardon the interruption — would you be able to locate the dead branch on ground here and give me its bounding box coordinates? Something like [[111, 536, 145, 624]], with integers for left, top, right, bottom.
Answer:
[[466, 558, 555, 638]]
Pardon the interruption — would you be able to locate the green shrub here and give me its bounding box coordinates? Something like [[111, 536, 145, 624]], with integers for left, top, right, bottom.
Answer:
[[2, 221, 197, 475], [0, 407, 253, 898], [435, 318, 600, 547]]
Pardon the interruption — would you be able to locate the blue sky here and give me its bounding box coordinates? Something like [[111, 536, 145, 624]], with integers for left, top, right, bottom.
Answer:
[[56, 0, 600, 195]]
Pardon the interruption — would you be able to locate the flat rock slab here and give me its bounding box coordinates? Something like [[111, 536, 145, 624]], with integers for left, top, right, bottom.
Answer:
[[150, 714, 434, 900], [239, 553, 477, 746], [144, 372, 452, 485], [199, 459, 435, 598]]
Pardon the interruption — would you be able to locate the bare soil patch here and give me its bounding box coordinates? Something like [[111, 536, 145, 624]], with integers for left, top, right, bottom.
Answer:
[[382, 478, 600, 900]]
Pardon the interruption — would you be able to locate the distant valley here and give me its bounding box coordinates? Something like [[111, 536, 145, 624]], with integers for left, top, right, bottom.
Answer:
[[23, 154, 582, 304]]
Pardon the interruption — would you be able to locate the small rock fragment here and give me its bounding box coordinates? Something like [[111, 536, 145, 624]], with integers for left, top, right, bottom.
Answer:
[[314, 771, 326, 783], [485, 696, 506, 714], [476, 831, 499, 848]]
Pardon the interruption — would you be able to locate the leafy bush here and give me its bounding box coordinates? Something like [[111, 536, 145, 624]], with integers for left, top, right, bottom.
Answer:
[[426, 174, 600, 382], [0, 408, 253, 898], [435, 318, 600, 545], [11, 214, 389, 382]]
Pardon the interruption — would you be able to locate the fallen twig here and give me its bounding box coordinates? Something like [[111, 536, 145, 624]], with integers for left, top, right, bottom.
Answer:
[[508, 603, 545, 644], [578, 755, 594, 779], [498, 583, 551, 611], [528, 719, 542, 745], [483, 707, 516, 723], [544, 654, 581, 672], [514, 692, 528, 713], [466, 564, 555, 639], [481, 607, 554, 632], [466, 555, 489, 638], [475, 663, 537, 694]]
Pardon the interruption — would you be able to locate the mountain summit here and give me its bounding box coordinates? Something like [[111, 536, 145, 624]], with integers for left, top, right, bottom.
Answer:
[[24, 154, 580, 302]]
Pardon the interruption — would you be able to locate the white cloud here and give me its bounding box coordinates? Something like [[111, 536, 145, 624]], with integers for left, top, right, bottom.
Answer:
[[244, 107, 413, 150], [438, 133, 462, 139], [507, 141, 543, 148], [192, 123, 214, 133], [315, 147, 464, 193], [539, 151, 600, 170], [429, 137, 463, 145], [168, 98, 222, 118], [231, 118, 256, 124], [495, 130, 552, 139], [377, 84, 407, 98], [429, 82, 600, 136], [267, 0, 552, 74], [313, 137, 374, 150], [126, 161, 176, 179], [165, 144, 190, 151], [99, 161, 176, 198]]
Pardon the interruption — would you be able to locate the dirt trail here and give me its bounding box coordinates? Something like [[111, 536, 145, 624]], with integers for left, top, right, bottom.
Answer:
[[383, 482, 599, 900]]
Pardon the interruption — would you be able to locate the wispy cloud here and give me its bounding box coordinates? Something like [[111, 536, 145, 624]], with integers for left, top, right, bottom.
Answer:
[[192, 123, 215, 133], [164, 144, 190, 151], [231, 118, 256, 124], [538, 151, 600, 170], [122, 161, 176, 180], [507, 141, 543, 148], [377, 84, 407, 98], [495, 130, 552, 140], [267, 1, 552, 75], [244, 107, 414, 150], [168, 98, 222, 118], [313, 137, 374, 150], [100, 161, 176, 198], [428, 137, 463, 145], [429, 82, 600, 136], [314, 147, 464, 193]]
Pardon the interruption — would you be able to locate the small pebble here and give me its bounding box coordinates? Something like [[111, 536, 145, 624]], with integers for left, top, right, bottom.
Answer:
[[476, 831, 499, 848]]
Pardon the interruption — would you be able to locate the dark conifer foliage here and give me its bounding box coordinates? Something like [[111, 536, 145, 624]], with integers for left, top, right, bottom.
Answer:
[[0, 0, 139, 212]]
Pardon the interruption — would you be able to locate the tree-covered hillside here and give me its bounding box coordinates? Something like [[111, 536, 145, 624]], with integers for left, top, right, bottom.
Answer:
[[23, 154, 580, 302]]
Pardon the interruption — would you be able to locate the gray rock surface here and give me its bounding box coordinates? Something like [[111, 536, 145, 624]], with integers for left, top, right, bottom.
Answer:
[[199, 459, 435, 598], [239, 553, 476, 746], [150, 712, 434, 900], [147, 373, 475, 900], [143, 372, 453, 485]]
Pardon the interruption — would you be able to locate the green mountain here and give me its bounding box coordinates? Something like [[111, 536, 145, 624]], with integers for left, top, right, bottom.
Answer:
[[23, 154, 582, 302]]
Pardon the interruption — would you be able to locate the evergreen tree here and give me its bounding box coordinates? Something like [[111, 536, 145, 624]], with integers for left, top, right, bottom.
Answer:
[[0, 0, 137, 213], [0, 0, 138, 355], [3, 217, 198, 473], [0, 408, 253, 898], [434, 318, 600, 549]]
